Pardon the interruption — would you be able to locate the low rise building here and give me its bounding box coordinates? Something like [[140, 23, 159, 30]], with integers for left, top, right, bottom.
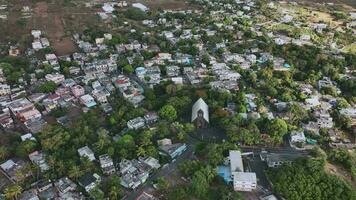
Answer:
[[77, 146, 96, 161], [28, 151, 49, 172], [127, 117, 145, 130], [99, 154, 116, 175], [79, 173, 101, 192], [159, 143, 187, 159], [79, 94, 96, 108]]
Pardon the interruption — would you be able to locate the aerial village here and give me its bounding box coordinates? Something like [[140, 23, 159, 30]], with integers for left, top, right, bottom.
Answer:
[[0, 0, 355, 200]]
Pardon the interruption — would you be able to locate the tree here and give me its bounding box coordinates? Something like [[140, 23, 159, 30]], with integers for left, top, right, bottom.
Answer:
[[157, 177, 170, 191], [89, 187, 105, 200], [159, 105, 177, 121], [267, 118, 288, 145], [123, 64, 134, 74], [68, 165, 83, 180], [124, 7, 147, 20], [267, 158, 354, 200], [4, 184, 22, 200], [286, 104, 309, 125], [0, 146, 9, 161], [191, 170, 209, 198]]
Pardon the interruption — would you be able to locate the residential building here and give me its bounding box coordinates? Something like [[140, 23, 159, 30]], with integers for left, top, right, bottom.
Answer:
[[266, 153, 304, 168], [8, 98, 41, 122], [159, 143, 187, 159], [217, 151, 257, 192], [127, 117, 145, 130], [0, 159, 30, 182], [45, 73, 65, 84], [0, 109, 13, 128], [71, 85, 85, 98], [28, 151, 49, 172], [77, 146, 96, 161], [290, 130, 306, 146], [79, 173, 101, 192], [18, 190, 39, 200], [99, 154, 116, 175], [79, 94, 96, 108], [0, 84, 10, 96]]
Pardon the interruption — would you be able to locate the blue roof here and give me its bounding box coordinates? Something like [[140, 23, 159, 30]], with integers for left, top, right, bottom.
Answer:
[[217, 165, 232, 183], [283, 63, 291, 68], [136, 67, 146, 73]]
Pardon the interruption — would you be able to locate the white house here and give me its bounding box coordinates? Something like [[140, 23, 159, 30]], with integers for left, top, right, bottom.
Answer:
[[290, 130, 306, 145], [78, 146, 96, 161], [229, 151, 257, 192], [132, 3, 149, 12]]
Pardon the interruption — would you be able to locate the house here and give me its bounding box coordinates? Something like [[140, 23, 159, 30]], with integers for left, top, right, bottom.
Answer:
[[132, 3, 149, 12], [119, 159, 151, 189], [79, 94, 96, 108], [217, 151, 257, 192], [127, 117, 145, 129], [340, 107, 356, 125], [265, 153, 304, 168], [71, 85, 85, 98], [138, 157, 160, 169], [157, 138, 172, 146], [191, 98, 209, 129], [79, 173, 101, 192], [54, 177, 78, 197], [20, 133, 36, 142], [0, 109, 13, 128], [18, 190, 39, 200], [34, 179, 56, 199], [92, 89, 110, 104], [159, 143, 187, 159], [28, 151, 49, 172], [8, 98, 41, 122], [232, 172, 257, 192], [45, 73, 65, 84], [0, 159, 30, 182], [144, 112, 159, 125], [99, 154, 116, 175], [77, 146, 96, 161], [289, 131, 306, 146], [62, 79, 76, 88], [259, 194, 278, 200], [0, 84, 10, 96]]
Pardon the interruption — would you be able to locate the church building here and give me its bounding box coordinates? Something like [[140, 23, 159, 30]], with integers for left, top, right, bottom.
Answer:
[[191, 98, 209, 129]]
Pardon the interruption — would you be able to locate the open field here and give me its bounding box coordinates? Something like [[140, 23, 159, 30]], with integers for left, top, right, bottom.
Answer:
[[0, 0, 191, 55], [292, 0, 356, 8]]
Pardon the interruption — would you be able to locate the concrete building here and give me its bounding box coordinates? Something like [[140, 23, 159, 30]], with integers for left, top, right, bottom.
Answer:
[[78, 146, 96, 161], [99, 154, 116, 175]]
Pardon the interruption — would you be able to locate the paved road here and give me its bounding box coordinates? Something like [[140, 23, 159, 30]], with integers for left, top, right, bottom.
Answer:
[[124, 137, 198, 200]]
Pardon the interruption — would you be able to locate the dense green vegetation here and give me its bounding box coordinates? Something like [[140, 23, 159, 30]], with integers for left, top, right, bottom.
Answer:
[[268, 157, 355, 200]]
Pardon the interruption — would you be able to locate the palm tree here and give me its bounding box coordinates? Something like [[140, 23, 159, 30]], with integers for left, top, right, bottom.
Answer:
[[68, 166, 83, 181], [4, 184, 22, 200], [0, 146, 9, 161], [108, 186, 122, 200]]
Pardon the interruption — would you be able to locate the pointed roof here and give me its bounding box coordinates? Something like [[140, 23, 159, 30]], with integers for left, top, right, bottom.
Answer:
[[191, 98, 209, 123]]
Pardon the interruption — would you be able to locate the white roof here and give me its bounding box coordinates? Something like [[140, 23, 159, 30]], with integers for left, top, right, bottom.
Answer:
[[0, 159, 15, 170], [232, 172, 257, 182], [230, 150, 243, 172], [191, 98, 209, 122], [132, 3, 148, 11]]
